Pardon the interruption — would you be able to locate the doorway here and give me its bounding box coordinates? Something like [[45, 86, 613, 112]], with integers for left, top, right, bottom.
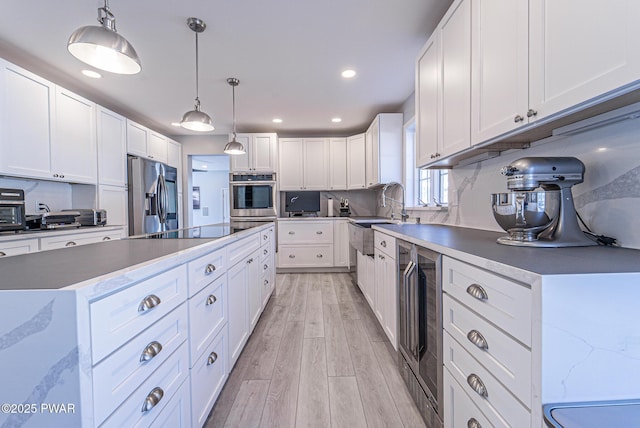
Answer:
[[188, 155, 230, 227]]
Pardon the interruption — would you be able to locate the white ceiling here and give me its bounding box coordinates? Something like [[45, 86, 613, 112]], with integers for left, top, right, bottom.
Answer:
[[0, 0, 452, 138]]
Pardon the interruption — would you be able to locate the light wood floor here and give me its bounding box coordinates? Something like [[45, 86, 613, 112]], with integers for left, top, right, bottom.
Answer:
[[205, 272, 427, 428]]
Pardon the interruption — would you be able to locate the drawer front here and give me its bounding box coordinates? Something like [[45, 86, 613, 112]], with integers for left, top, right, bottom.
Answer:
[[93, 304, 188, 425], [100, 343, 190, 428], [188, 274, 227, 366], [277, 244, 333, 267], [260, 226, 274, 246], [261, 245, 272, 262], [40, 232, 99, 250], [278, 221, 333, 244], [149, 378, 191, 428], [187, 246, 226, 297], [444, 368, 497, 428], [374, 231, 396, 256], [262, 269, 274, 308], [0, 238, 39, 257], [190, 328, 228, 428], [444, 331, 531, 427], [227, 233, 260, 266], [443, 295, 531, 405], [91, 265, 188, 363], [442, 256, 532, 346]]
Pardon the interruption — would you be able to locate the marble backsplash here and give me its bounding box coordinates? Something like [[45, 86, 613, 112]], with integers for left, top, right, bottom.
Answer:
[[409, 116, 640, 249]]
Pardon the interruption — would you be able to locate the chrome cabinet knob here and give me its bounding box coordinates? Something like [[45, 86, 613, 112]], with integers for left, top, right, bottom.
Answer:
[[206, 294, 217, 306], [381, 240, 387, 247], [466, 284, 488, 301], [514, 115, 525, 123], [205, 263, 216, 275], [140, 341, 163, 362], [264, 279, 269, 286], [263, 235, 268, 240], [467, 374, 488, 398], [263, 264, 268, 270], [207, 351, 218, 366], [264, 249, 268, 255], [247, 258, 254, 264], [141, 387, 164, 413], [138, 294, 162, 312]]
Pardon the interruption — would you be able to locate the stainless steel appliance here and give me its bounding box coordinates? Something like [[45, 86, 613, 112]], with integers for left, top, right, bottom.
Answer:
[[0, 188, 26, 232], [26, 211, 81, 230], [398, 240, 443, 427], [339, 197, 351, 216], [229, 173, 277, 218], [491, 156, 597, 247], [128, 156, 179, 235], [63, 209, 107, 226]]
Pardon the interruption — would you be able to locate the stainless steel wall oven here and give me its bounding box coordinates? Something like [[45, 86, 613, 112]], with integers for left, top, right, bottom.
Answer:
[[397, 240, 443, 427], [229, 173, 277, 218]]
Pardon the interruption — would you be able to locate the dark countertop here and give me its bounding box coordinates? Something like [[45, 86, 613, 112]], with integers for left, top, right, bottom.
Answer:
[[374, 224, 640, 275]]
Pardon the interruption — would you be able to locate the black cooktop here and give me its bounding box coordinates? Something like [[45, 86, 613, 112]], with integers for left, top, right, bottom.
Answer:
[[138, 224, 233, 239]]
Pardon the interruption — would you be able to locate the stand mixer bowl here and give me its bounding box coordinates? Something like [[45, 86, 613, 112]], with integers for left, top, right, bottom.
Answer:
[[491, 191, 560, 240]]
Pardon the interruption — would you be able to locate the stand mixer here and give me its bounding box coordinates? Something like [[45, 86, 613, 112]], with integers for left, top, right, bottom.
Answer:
[[491, 157, 597, 247]]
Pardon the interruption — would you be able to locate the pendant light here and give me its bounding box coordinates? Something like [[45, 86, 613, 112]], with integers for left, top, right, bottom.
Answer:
[[224, 78, 246, 155], [180, 18, 214, 132], [67, 0, 141, 75]]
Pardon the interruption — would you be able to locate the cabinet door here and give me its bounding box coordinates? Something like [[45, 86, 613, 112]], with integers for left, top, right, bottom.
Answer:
[[440, 0, 471, 157], [148, 131, 168, 163], [167, 139, 181, 169], [346, 134, 366, 189], [229, 134, 251, 172], [471, 0, 529, 144], [329, 138, 347, 190], [252, 134, 277, 172], [382, 252, 397, 349], [0, 59, 53, 179], [99, 185, 128, 227], [415, 34, 440, 167], [302, 138, 329, 190], [278, 138, 304, 190], [333, 219, 350, 267], [97, 107, 127, 187], [52, 87, 97, 183], [530, 0, 640, 120], [248, 248, 263, 332], [374, 250, 385, 323], [227, 259, 249, 368], [126, 120, 148, 157], [364, 125, 375, 187]]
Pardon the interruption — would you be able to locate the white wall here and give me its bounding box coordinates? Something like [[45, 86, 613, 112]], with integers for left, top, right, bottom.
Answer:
[[192, 170, 229, 226]]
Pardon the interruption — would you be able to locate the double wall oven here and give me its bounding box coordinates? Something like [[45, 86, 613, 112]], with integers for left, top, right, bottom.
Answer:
[[397, 240, 443, 427], [229, 172, 277, 237]]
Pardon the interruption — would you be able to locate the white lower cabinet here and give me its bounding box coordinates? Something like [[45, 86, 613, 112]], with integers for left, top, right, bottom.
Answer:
[[0, 238, 39, 257], [333, 219, 351, 267], [443, 369, 495, 428], [150, 378, 191, 428], [188, 275, 227, 366], [373, 231, 397, 349], [247, 247, 263, 332], [40, 228, 125, 251], [277, 220, 335, 268]]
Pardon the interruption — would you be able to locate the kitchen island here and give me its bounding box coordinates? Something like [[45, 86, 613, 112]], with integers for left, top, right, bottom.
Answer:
[[0, 222, 276, 428]]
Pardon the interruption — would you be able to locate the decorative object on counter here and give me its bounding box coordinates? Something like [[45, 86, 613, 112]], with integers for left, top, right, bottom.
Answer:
[[339, 197, 350, 216], [67, 0, 141, 75], [327, 197, 334, 216], [180, 17, 214, 132], [492, 157, 598, 247], [223, 78, 246, 155]]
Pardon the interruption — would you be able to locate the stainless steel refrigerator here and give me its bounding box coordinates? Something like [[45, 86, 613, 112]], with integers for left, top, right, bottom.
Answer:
[[128, 156, 179, 235]]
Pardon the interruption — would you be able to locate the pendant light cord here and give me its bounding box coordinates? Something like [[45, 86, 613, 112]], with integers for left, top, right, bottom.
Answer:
[[232, 83, 237, 137], [194, 31, 200, 106]]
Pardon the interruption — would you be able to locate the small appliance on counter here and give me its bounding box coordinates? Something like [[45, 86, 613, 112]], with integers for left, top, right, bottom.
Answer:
[[0, 188, 26, 232], [63, 209, 107, 226], [285, 191, 320, 217], [339, 197, 351, 217], [26, 211, 81, 230], [491, 157, 597, 247]]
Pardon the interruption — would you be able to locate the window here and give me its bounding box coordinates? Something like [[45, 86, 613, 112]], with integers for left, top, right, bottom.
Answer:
[[404, 118, 448, 208]]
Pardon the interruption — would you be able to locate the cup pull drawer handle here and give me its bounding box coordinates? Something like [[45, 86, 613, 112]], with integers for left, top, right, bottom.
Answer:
[[316, 231, 323, 235], [138, 294, 161, 312], [65, 241, 77, 247], [317, 254, 323, 258], [206, 294, 217, 305], [264, 279, 269, 286], [264, 249, 268, 255], [289, 254, 295, 259], [466, 284, 488, 301], [288, 231, 295, 235], [467, 330, 488, 351], [467, 374, 488, 398], [140, 341, 163, 362], [102, 236, 111, 241], [141, 387, 164, 413], [207, 351, 218, 366], [0, 251, 6, 257], [468, 418, 482, 428], [205, 263, 216, 275], [263, 235, 268, 240]]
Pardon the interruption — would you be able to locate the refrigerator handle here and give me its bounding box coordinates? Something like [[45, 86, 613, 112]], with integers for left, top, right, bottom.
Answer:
[[403, 260, 416, 357], [156, 176, 165, 226]]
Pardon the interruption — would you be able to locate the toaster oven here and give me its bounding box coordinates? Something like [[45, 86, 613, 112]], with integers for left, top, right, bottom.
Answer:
[[0, 188, 26, 232]]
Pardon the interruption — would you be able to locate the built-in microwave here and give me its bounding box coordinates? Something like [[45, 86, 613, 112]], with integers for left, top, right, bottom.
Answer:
[[229, 173, 277, 217], [0, 188, 26, 232]]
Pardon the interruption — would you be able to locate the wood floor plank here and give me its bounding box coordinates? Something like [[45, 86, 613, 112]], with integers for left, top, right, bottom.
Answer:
[[324, 304, 354, 377], [372, 341, 427, 428], [333, 273, 352, 304], [273, 273, 296, 307], [262, 303, 290, 338], [328, 377, 368, 428], [243, 334, 282, 380], [296, 337, 331, 427], [304, 289, 325, 338], [261, 321, 305, 428], [288, 274, 309, 322], [321, 274, 339, 305], [223, 379, 270, 428], [344, 319, 404, 428]]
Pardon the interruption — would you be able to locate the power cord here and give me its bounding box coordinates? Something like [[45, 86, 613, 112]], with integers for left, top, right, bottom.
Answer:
[[576, 211, 618, 246]]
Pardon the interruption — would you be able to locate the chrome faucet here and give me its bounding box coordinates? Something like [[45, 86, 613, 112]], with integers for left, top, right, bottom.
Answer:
[[381, 182, 408, 222]]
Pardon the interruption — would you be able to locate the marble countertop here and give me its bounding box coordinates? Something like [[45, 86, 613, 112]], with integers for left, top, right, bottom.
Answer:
[[373, 223, 640, 275]]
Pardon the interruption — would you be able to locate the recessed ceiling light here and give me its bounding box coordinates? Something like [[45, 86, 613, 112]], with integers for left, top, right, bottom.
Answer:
[[341, 69, 356, 78], [171, 122, 181, 127], [81, 69, 102, 78], [201, 164, 208, 169], [331, 117, 342, 123], [272, 118, 283, 123]]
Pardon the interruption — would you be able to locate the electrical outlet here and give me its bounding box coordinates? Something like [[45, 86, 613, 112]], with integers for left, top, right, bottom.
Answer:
[[35, 200, 40, 211]]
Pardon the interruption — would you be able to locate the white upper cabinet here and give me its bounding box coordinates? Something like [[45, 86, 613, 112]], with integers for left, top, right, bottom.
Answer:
[[97, 106, 127, 187], [126, 119, 168, 163], [346, 133, 366, 189], [328, 138, 347, 190], [230, 133, 278, 172], [167, 139, 182, 169], [529, 0, 640, 120], [278, 138, 328, 191], [365, 113, 403, 187], [416, 34, 441, 168], [148, 131, 168, 164], [471, 0, 529, 144]]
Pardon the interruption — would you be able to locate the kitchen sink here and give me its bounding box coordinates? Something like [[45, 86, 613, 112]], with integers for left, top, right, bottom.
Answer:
[[348, 220, 396, 255]]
